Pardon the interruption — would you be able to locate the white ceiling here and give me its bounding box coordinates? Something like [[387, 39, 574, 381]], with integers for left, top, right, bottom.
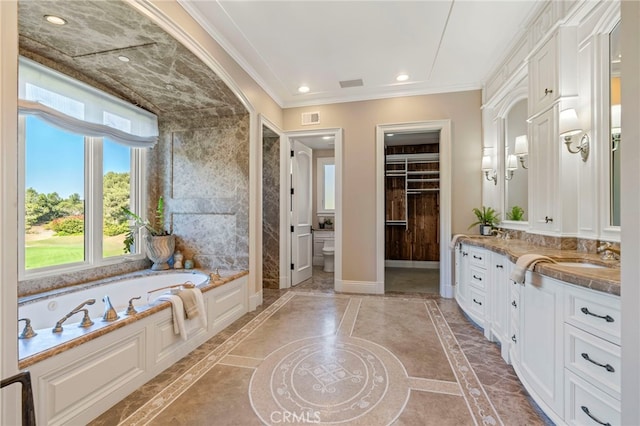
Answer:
[[179, 1, 540, 108]]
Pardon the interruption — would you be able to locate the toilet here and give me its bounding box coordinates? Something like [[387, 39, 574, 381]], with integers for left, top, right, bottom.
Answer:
[[322, 240, 335, 272]]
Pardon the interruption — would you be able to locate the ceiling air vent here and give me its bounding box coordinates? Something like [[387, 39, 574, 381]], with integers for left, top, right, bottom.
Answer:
[[301, 111, 320, 125], [339, 78, 364, 88]]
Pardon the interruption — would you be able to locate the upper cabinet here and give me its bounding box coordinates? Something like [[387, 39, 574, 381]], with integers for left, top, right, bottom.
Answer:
[[482, 0, 621, 241]]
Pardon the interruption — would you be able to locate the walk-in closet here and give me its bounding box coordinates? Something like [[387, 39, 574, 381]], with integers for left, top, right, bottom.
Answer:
[[384, 132, 440, 293]]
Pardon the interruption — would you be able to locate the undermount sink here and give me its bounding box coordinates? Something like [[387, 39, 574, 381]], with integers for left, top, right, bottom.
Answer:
[[553, 261, 608, 269]]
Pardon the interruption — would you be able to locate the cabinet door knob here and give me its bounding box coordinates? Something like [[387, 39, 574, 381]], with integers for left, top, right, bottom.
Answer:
[[545, 216, 553, 223], [544, 88, 553, 95], [581, 406, 611, 426], [581, 307, 615, 323], [512, 300, 518, 308], [581, 353, 615, 372], [511, 334, 517, 343]]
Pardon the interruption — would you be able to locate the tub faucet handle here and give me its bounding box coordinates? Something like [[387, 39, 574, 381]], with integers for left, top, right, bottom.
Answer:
[[18, 318, 37, 339], [126, 296, 141, 315]]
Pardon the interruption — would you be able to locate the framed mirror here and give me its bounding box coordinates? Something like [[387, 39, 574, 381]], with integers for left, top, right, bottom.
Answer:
[[610, 22, 621, 227], [504, 99, 529, 224]]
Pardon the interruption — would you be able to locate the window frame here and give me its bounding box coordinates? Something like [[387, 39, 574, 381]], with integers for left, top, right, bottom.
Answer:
[[316, 156, 335, 216], [18, 115, 147, 280]]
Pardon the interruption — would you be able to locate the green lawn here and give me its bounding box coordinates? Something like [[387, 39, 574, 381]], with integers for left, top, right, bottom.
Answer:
[[25, 234, 126, 269]]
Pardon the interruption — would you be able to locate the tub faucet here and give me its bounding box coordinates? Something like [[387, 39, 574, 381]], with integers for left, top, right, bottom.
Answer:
[[597, 242, 620, 260], [18, 318, 37, 339], [102, 296, 120, 322], [52, 299, 95, 333]]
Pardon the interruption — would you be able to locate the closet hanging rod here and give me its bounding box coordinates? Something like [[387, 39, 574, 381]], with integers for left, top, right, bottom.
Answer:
[[407, 178, 439, 183], [385, 153, 439, 163], [407, 188, 440, 193]]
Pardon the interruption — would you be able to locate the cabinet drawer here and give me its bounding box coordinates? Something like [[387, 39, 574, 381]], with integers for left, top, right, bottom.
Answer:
[[565, 287, 621, 345], [469, 266, 486, 289], [468, 287, 486, 317], [565, 370, 620, 426], [565, 324, 620, 400], [469, 248, 488, 268]]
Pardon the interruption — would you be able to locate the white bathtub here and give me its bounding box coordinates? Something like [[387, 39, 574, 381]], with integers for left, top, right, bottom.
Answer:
[[17, 270, 249, 425], [19, 271, 210, 331]]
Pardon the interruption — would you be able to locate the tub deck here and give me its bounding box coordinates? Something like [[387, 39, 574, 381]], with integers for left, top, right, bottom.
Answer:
[[18, 269, 248, 368]]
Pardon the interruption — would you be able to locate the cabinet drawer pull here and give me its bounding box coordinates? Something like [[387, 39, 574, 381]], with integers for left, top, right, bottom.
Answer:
[[581, 406, 611, 426], [496, 264, 504, 269], [473, 255, 482, 260], [511, 300, 517, 308], [544, 88, 554, 95], [581, 353, 615, 372], [581, 307, 615, 323], [472, 298, 482, 306], [511, 334, 517, 343], [472, 275, 482, 281]]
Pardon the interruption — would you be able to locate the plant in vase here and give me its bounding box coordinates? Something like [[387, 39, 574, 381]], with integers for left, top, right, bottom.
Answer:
[[122, 196, 175, 270], [468, 206, 500, 236]]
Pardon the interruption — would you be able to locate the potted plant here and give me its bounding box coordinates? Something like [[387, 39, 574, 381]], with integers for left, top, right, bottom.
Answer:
[[468, 206, 500, 236], [122, 196, 175, 270], [324, 218, 333, 230], [506, 205, 525, 221]]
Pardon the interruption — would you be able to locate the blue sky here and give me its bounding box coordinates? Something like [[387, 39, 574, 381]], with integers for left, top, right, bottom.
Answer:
[[25, 116, 130, 198]]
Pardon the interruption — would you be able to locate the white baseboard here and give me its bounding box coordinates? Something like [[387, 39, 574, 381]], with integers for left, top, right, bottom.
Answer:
[[335, 279, 384, 294], [249, 290, 263, 311], [385, 260, 440, 269], [279, 275, 289, 289]]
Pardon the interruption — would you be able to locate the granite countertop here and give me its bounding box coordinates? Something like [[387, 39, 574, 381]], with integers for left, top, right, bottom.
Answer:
[[18, 269, 249, 369], [457, 236, 620, 296]]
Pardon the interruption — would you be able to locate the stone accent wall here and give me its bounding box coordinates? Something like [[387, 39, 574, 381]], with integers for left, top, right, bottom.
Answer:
[[153, 111, 250, 270], [262, 136, 280, 289]]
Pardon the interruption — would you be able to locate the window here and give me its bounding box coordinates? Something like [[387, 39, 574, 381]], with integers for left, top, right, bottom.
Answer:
[[18, 57, 155, 277], [317, 157, 335, 214]]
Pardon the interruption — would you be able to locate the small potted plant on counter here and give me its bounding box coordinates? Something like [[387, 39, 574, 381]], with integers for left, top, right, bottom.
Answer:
[[468, 206, 500, 236], [122, 196, 175, 270]]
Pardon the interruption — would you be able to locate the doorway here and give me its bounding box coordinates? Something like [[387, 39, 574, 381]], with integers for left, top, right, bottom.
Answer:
[[284, 129, 342, 290], [384, 132, 441, 294], [376, 121, 452, 297]]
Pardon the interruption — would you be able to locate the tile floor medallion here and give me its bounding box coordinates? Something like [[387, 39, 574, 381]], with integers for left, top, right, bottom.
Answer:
[[115, 292, 502, 425]]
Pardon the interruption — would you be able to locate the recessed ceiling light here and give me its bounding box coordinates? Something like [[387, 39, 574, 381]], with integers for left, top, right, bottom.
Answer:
[[44, 15, 67, 25], [396, 74, 409, 82], [387, 133, 395, 137], [298, 85, 310, 93], [322, 136, 333, 140], [118, 55, 130, 63]]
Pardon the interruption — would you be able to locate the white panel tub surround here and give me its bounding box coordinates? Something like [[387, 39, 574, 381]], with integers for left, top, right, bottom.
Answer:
[[24, 274, 248, 425]]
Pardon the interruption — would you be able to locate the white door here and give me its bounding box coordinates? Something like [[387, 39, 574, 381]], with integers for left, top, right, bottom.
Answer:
[[291, 140, 313, 285]]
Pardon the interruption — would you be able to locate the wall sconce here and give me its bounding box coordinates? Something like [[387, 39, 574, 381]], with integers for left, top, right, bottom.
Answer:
[[514, 135, 529, 169], [505, 154, 518, 180], [482, 155, 497, 185], [611, 104, 621, 151], [559, 108, 589, 162]]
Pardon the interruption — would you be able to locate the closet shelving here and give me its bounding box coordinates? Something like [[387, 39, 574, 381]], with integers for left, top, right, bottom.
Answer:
[[385, 153, 440, 229]]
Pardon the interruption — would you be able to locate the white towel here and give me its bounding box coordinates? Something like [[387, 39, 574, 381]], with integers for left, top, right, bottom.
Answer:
[[510, 254, 557, 284], [157, 288, 207, 340], [449, 234, 468, 249]]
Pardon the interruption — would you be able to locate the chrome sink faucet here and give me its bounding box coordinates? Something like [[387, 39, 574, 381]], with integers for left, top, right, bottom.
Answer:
[[52, 299, 96, 333], [596, 242, 620, 260]]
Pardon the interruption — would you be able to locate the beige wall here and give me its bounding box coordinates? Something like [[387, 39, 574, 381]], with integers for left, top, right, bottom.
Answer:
[[284, 91, 483, 282]]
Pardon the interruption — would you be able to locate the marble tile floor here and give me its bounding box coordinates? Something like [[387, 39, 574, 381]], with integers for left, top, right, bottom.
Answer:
[[91, 285, 549, 426]]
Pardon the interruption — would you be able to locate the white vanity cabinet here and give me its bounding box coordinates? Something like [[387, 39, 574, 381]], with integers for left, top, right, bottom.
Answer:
[[454, 244, 469, 306], [515, 273, 565, 422], [455, 243, 493, 340], [563, 285, 621, 425], [489, 252, 511, 362]]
